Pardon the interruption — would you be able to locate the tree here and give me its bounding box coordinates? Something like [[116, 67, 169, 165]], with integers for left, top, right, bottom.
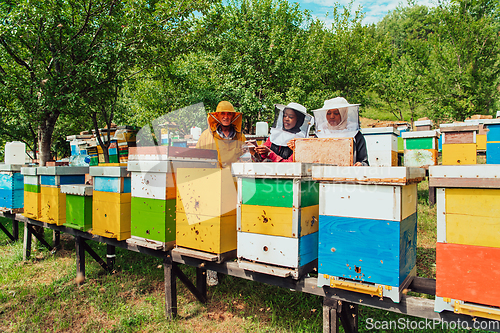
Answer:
[[0, 0, 211, 165]]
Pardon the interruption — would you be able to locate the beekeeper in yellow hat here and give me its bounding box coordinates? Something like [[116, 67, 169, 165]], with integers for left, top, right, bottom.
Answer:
[[196, 101, 246, 167]]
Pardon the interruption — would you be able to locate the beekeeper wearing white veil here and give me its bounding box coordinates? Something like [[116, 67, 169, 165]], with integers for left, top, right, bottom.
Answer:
[[255, 102, 314, 162], [312, 97, 369, 166]]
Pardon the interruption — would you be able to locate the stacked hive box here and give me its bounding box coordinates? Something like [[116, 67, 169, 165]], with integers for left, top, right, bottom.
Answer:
[[176, 164, 236, 255], [402, 130, 440, 167], [115, 126, 138, 163], [38, 166, 88, 225], [232, 163, 319, 279], [464, 119, 488, 152], [61, 185, 93, 231], [440, 123, 478, 165], [483, 119, 500, 164], [414, 119, 433, 131], [0, 164, 24, 210], [431, 166, 500, 320], [22, 167, 40, 219], [127, 146, 218, 250], [361, 127, 399, 167], [313, 166, 424, 303], [90, 166, 131, 240]]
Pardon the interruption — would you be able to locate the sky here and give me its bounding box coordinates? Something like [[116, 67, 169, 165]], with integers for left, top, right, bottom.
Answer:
[[291, 0, 435, 25]]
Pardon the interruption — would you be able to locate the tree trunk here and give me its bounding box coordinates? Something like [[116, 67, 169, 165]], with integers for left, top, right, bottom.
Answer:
[[38, 119, 56, 166]]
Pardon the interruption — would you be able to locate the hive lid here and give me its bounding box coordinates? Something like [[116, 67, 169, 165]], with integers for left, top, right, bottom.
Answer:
[[127, 160, 218, 173], [0, 164, 24, 172], [37, 166, 89, 175], [128, 146, 218, 161], [401, 130, 440, 139], [439, 123, 479, 132], [21, 167, 38, 175], [360, 127, 400, 136], [60, 184, 93, 196], [231, 162, 314, 177], [312, 166, 425, 185], [429, 165, 500, 188], [89, 165, 129, 177]]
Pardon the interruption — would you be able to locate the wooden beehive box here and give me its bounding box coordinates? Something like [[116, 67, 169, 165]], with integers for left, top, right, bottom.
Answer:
[[401, 130, 440, 167], [312, 166, 425, 303], [175, 166, 236, 255], [61, 185, 93, 231], [38, 166, 88, 225], [430, 165, 500, 320], [414, 119, 433, 131], [0, 164, 24, 210], [361, 127, 399, 167], [22, 167, 41, 219], [483, 119, 500, 164], [90, 166, 131, 240], [127, 149, 218, 250], [293, 138, 353, 166], [440, 123, 479, 165], [232, 163, 319, 279]]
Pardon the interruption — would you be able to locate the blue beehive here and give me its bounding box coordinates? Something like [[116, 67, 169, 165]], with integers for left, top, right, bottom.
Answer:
[[484, 119, 500, 164], [0, 165, 24, 209], [312, 166, 425, 303]]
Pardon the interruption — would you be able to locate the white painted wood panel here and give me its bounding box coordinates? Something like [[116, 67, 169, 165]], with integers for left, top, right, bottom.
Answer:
[[436, 188, 446, 243], [361, 127, 400, 136], [23, 175, 40, 185], [401, 130, 440, 139], [366, 150, 394, 167], [232, 162, 313, 178], [364, 134, 397, 152], [60, 185, 93, 196], [429, 165, 500, 179], [319, 183, 402, 221], [131, 172, 168, 200], [401, 183, 417, 220], [237, 232, 299, 268], [89, 166, 129, 177]]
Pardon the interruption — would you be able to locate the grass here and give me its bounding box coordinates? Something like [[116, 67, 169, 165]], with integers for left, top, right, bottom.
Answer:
[[0, 184, 493, 332]]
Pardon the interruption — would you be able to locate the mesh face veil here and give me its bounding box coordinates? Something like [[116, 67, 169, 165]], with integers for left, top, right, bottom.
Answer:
[[313, 98, 360, 138], [269, 103, 314, 146]]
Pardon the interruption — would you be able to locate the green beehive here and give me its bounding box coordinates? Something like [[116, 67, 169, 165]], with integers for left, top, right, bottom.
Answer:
[[61, 185, 93, 231]]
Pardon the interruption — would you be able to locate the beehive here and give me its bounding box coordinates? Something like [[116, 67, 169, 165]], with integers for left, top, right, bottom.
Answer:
[[90, 166, 131, 240], [313, 166, 424, 303], [60, 185, 93, 231], [22, 167, 40, 219], [483, 119, 500, 164], [402, 130, 439, 167], [232, 163, 319, 279], [38, 166, 88, 225], [440, 123, 478, 165], [127, 146, 218, 249], [430, 165, 500, 320], [361, 127, 399, 166], [0, 164, 24, 210], [176, 166, 236, 255], [414, 119, 433, 131], [464, 119, 488, 152]]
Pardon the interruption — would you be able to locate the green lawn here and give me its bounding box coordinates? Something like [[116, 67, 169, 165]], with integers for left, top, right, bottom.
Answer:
[[0, 183, 493, 332]]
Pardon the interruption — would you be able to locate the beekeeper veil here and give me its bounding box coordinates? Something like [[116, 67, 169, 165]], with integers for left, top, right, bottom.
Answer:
[[269, 102, 314, 146], [313, 97, 360, 138]]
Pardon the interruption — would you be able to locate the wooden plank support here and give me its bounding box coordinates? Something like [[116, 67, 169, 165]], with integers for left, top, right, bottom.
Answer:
[[0, 219, 16, 242], [53, 230, 60, 250], [27, 224, 53, 251], [323, 298, 358, 333], [164, 257, 177, 319], [196, 267, 207, 302], [107, 245, 116, 272], [428, 186, 436, 206], [12, 220, 18, 241], [23, 222, 32, 260], [172, 263, 207, 303], [82, 240, 109, 272], [75, 236, 85, 285]]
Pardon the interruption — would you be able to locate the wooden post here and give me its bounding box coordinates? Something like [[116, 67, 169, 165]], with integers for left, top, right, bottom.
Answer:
[[53, 230, 60, 250], [323, 297, 340, 333], [196, 267, 207, 301], [23, 222, 32, 261], [428, 186, 436, 206], [107, 245, 116, 272], [323, 298, 358, 333], [164, 258, 177, 319], [75, 236, 85, 285]]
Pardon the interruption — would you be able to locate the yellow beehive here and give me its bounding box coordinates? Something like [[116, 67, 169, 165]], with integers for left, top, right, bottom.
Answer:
[[92, 190, 131, 241], [40, 186, 66, 225], [24, 191, 41, 220], [441, 143, 477, 165], [175, 167, 237, 254]]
